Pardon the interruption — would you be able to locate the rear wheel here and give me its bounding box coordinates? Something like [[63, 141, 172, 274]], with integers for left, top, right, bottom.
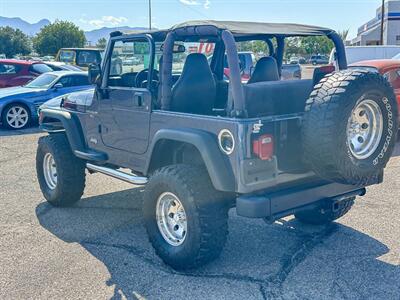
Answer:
[[2, 104, 31, 129], [295, 197, 355, 225], [36, 133, 86, 207], [143, 164, 230, 270]]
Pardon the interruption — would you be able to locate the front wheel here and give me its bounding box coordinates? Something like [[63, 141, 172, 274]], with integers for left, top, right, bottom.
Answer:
[[2, 104, 31, 129], [143, 165, 230, 270], [36, 133, 86, 207]]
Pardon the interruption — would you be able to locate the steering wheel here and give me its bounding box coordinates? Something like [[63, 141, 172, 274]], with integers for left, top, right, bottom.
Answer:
[[135, 69, 159, 88]]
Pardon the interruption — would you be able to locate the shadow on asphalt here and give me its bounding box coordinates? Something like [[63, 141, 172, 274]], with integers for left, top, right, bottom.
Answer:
[[35, 188, 399, 299], [0, 126, 41, 137]]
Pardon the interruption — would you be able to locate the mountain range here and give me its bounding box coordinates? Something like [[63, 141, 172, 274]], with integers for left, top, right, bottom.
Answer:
[[0, 17, 50, 35], [0, 16, 148, 43]]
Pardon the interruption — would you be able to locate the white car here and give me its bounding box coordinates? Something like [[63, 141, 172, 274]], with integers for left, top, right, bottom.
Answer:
[[330, 46, 400, 65]]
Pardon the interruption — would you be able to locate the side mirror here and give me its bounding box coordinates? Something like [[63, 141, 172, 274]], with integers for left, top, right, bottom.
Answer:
[[53, 83, 63, 90], [88, 63, 101, 85]]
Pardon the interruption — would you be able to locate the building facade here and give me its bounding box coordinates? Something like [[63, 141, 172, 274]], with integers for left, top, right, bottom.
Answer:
[[351, 0, 400, 46]]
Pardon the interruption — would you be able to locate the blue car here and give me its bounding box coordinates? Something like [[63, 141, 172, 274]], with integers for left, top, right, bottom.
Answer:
[[0, 71, 91, 129]]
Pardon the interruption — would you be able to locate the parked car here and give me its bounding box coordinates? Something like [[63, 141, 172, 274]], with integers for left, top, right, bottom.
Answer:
[[309, 54, 329, 65], [223, 51, 256, 82], [350, 59, 400, 119], [44, 61, 84, 72], [123, 56, 141, 66], [289, 56, 300, 64], [37, 20, 397, 271], [0, 59, 53, 88], [282, 63, 302, 80], [56, 48, 102, 69], [330, 46, 400, 65], [0, 71, 91, 129]]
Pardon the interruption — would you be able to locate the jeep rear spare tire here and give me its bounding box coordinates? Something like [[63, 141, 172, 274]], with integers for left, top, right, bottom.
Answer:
[[303, 69, 398, 185]]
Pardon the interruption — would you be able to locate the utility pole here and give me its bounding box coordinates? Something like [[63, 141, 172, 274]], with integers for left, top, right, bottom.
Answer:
[[149, 0, 152, 30], [380, 0, 385, 45]]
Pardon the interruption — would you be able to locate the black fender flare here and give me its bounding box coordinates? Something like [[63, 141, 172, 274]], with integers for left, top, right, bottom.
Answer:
[[145, 128, 235, 192], [40, 108, 86, 152]]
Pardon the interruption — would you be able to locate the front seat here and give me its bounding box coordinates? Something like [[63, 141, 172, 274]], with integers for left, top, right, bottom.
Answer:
[[170, 53, 216, 115], [247, 56, 280, 84]]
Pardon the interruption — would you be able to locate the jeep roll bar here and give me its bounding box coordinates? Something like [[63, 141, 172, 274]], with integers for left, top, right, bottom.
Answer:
[[160, 23, 348, 118]]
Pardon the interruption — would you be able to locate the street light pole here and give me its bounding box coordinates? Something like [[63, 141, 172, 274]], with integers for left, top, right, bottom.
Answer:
[[149, 0, 152, 30], [380, 0, 385, 45]]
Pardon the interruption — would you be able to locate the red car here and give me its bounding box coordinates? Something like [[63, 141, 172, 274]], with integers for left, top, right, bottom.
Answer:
[[350, 60, 400, 109], [0, 59, 53, 88]]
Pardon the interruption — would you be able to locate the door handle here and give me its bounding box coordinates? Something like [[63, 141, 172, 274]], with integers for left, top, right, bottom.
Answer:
[[134, 92, 144, 106]]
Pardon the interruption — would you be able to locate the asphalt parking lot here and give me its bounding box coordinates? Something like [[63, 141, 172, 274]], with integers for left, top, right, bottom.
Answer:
[[0, 127, 399, 299]]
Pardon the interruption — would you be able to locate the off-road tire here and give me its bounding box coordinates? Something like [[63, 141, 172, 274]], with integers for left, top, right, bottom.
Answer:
[[303, 69, 398, 185], [295, 197, 355, 225], [143, 164, 230, 270], [36, 133, 86, 207]]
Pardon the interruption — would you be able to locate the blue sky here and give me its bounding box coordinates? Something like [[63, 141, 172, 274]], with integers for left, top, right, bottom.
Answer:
[[0, 0, 385, 38]]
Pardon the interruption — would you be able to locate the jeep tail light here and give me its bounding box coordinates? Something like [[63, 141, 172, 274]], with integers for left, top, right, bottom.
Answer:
[[319, 65, 335, 73], [253, 135, 274, 160]]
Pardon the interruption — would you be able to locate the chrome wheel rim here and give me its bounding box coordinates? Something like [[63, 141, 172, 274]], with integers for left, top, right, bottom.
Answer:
[[156, 192, 187, 246], [43, 153, 57, 190], [6, 105, 29, 129], [347, 99, 383, 160]]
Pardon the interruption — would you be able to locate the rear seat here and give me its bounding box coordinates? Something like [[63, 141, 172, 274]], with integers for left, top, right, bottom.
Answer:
[[244, 79, 314, 117], [242, 65, 335, 118]]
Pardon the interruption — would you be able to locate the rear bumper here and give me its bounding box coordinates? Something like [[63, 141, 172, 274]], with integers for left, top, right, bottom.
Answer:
[[236, 182, 366, 220]]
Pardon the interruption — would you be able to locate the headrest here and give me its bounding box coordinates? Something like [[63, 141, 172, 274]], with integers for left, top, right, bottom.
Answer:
[[248, 56, 280, 84]]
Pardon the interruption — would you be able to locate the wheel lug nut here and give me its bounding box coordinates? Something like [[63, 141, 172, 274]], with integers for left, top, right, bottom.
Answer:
[[361, 123, 368, 130], [358, 136, 364, 143], [174, 225, 179, 231], [169, 213, 174, 218]]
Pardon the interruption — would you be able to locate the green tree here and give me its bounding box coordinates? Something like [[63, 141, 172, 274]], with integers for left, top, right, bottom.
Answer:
[[33, 21, 86, 56], [338, 29, 350, 41], [237, 41, 268, 55], [284, 37, 307, 59], [300, 36, 334, 55], [96, 37, 108, 49], [0, 26, 31, 57]]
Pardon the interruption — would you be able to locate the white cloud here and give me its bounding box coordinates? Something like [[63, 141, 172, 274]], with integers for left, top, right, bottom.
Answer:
[[179, 0, 211, 9], [80, 16, 129, 28], [179, 0, 200, 5]]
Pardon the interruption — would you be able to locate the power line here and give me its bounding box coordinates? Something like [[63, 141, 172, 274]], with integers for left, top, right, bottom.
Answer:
[[174, 0, 208, 18]]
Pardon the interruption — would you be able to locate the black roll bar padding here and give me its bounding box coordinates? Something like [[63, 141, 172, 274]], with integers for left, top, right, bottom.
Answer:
[[328, 32, 348, 70], [222, 30, 247, 118], [161, 31, 176, 110], [275, 36, 285, 77], [266, 38, 275, 56]]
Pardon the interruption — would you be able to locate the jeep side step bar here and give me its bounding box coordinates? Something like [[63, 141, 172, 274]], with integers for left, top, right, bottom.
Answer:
[[86, 163, 148, 185]]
